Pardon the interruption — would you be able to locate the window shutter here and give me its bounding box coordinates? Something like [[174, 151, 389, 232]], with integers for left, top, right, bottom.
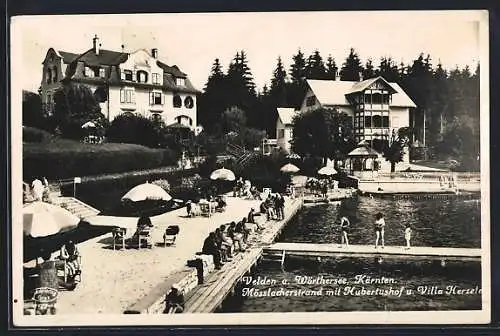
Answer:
[[149, 92, 153, 105], [120, 89, 124, 103], [132, 91, 135, 103], [120, 71, 125, 81], [161, 93, 164, 105]]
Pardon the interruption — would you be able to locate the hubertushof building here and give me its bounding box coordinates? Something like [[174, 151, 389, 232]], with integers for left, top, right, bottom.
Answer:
[[276, 76, 417, 154], [39, 35, 200, 131]]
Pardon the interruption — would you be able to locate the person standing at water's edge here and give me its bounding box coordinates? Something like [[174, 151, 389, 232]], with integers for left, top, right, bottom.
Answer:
[[339, 216, 350, 248], [404, 224, 412, 249], [374, 212, 385, 249]]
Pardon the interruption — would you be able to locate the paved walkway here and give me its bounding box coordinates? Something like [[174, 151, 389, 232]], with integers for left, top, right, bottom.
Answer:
[[54, 195, 263, 314]]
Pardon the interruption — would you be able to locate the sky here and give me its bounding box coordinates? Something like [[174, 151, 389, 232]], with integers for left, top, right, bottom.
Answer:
[[13, 11, 485, 93]]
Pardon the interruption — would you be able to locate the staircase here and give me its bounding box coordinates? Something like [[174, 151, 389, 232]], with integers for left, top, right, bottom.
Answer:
[[52, 196, 101, 220], [226, 142, 260, 170]]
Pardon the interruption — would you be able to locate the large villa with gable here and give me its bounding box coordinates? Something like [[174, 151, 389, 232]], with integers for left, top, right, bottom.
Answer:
[[276, 76, 417, 167], [39, 35, 200, 131]]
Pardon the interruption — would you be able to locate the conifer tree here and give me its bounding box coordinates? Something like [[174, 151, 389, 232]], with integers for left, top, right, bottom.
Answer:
[[325, 55, 338, 80], [363, 58, 376, 79], [339, 48, 364, 81], [305, 50, 327, 79]]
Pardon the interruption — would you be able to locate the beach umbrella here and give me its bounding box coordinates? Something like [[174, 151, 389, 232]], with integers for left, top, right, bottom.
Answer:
[[210, 168, 236, 181], [81, 121, 96, 129], [23, 201, 80, 238], [318, 166, 337, 176], [121, 182, 172, 202], [280, 163, 300, 174]]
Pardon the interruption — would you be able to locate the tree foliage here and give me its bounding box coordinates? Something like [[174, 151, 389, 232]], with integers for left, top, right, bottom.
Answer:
[[23, 90, 49, 130], [106, 113, 163, 148], [52, 83, 107, 139], [291, 107, 355, 163], [340, 48, 364, 81]]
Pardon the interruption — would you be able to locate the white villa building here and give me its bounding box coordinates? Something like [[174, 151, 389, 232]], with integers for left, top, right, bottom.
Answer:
[[276, 76, 417, 161], [39, 35, 200, 131]]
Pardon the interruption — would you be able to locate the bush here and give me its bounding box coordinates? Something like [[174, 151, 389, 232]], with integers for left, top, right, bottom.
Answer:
[[106, 114, 162, 148], [23, 143, 176, 180], [22, 127, 53, 143]]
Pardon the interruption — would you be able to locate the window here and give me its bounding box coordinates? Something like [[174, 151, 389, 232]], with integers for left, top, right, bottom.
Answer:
[[372, 93, 382, 104], [364, 116, 372, 128], [278, 129, 285, 139], [46, 69, 52, 84], [46, 93, 52, 104], [184, 96, 194, 109], [382, 116, 389, 127], [152, 73, 161, 85], [176, 115, 192, 126], [84, 66, 94, 77], [173, 95, 182, 108], [149, 92, 163, 105], [137, 70, 148, 83], [373, 115, 382, 127], [99, 68, 106, 78], [151, 113, 162, 122], [364, 94, 371, 104], [120, 88, 135, 104], [122, 70, 133, 81], [52, 67, 58, 82], [175, 77, 185, 86], [306, 96, 316, 107]]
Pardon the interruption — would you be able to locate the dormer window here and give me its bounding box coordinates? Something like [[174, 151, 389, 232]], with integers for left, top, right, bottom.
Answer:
[[121, 70, 133, 81], [175, 77, 185, 86], [99, 68, 106, 78], [137, 70, 148, 83], [84, 66, 94, 77]]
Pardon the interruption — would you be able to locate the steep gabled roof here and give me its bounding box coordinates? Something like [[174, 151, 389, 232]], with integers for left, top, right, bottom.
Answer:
[[306, 78, 416, 108], [57, 51, 81, 64], [277, 107, 298, 125], [75, 48, 129, 66], [346, 76, 397, 94], [156, 61, 187, 78]]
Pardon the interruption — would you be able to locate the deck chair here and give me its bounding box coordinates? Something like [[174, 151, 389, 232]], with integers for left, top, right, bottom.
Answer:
[[137, 227, 152, 249], [57, 255, 82, 285], [163, 225, 180, 247], [199, 203, 212, 217], [112, 227, 127, 250]]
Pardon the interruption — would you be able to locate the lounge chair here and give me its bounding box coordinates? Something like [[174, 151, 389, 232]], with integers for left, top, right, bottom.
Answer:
[[163, 225, 180, 246], [137, 227, 152, 249]]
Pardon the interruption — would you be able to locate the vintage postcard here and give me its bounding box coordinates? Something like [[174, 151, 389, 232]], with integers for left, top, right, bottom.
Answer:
[[11, 10, 490, 326]]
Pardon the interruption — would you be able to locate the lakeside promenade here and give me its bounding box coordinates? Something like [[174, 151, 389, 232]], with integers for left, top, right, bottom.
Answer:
[[54, 195, 264, 314]]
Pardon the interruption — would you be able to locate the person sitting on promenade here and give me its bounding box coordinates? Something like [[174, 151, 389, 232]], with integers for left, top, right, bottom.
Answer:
[[247, 208, 264, 231], [215, 195, 227, 212], [202, 232, 223, 269], [228, 222, 245, 252], [235, 177, 244, 197], [59, 240, 81, 281], [163, 284, 185, 314], [259, 201, 269, 220], [220, 225, 236, 256], [215, 227, 233, 261], [235, 220, 249, 244], [250, 186, 260, 200], [137, 213, 153, 230], [266, 196, 277, 220]]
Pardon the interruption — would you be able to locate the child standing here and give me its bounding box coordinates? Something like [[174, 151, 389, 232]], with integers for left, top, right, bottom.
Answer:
[[404, 224, 412, 249]]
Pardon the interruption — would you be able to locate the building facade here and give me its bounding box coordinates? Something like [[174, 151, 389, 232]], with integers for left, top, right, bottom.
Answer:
[[300, 77, 416, 146], [39, 35, 200, 131], [276, 107, 298, 154], [276, 76, 416, 159]]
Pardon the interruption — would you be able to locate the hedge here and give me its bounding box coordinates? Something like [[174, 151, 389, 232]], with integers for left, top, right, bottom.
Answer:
[[23, 126, 53, 143], [23, 145, 178, 180]]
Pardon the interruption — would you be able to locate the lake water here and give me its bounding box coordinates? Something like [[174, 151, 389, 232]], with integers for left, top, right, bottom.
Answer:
[[221, 196, 482, 312]]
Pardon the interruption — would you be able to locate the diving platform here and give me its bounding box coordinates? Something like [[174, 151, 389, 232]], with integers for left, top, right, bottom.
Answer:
[[263, 243, 481, 262]]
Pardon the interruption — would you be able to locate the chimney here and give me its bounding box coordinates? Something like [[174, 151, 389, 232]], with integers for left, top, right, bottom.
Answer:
[[359, 72, 363, 82], [121, 44, 125, 52], [335, 69, 340, 81], [151, 48, 158, 59], [93, 34, 100, 55]]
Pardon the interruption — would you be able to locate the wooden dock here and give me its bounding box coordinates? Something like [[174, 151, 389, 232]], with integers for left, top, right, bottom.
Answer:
[[184, 197, 304, 313], [263, 243, 481, 262]]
